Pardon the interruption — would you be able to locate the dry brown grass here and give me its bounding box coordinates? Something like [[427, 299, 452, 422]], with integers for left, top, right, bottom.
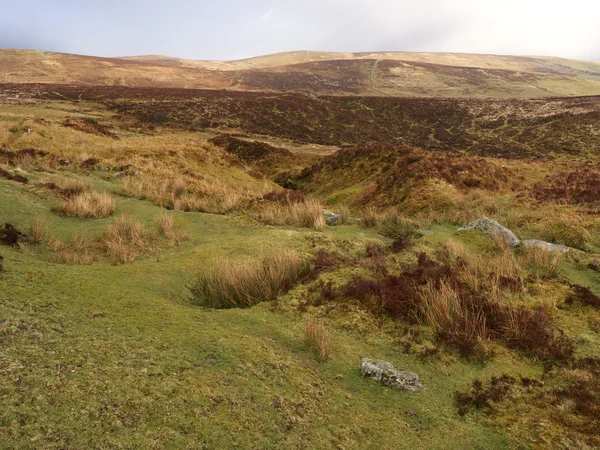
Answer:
[[40, 176, 91, 197], [304, 318, 333, 363], [419, 280, 488, 351], [101, 215, 154, 263], [254, 199, 325, 231], [191, 250, 308, 308], [54, 191, 115, 218], [30, 217, 49, 244], [155, 213, 188, 245], [122, 175, 247, 214]]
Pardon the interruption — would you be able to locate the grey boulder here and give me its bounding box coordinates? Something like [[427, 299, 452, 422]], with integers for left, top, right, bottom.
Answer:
[[323, 210, 340, 225], [360, 358, 422, 392], [521, 240, 570, 253], [458, 217, 520, 248]]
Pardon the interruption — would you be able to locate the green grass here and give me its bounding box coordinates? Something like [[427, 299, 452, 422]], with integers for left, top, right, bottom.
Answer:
[[0, 174, 540, 449]]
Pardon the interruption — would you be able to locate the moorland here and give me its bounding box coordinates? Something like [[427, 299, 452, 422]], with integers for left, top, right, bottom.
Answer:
[[1, 50, 600, 449]]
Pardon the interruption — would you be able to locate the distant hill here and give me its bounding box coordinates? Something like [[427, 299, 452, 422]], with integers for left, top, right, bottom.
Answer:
[[1, 48, 600, 97]]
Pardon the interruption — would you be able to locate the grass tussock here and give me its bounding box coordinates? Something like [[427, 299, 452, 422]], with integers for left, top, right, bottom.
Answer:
[[54, 191, 116, 218], [101, 215, 154, 263], [122, 175, 247, 214], [254, 197, 325, 231], [42, 176, 91, 197], [155, 213, 188, 245], [304, 318, 333, 363], [30, 217, 49, 244], [191, 250, 308, 308]]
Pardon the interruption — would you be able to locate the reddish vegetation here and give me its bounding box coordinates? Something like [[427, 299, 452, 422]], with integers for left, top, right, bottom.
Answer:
[[62, 118, 119, 139], [456, 359, 600, 446], [532, 164, 600, 205], [310, 251, 574, 360], [0, 147, 48, 165], [565, 284, 600, 308], [209, 134, 293, 163], [3, 83, 600, 159]]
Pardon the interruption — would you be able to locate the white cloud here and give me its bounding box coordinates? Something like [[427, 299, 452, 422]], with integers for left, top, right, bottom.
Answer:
[[259, 9, 274, 23]]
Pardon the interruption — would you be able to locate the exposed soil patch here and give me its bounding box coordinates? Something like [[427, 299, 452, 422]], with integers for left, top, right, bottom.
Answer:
[[62, 118, 119, 139], [0, 167, 28, 183], [0, 223, 25, 247]]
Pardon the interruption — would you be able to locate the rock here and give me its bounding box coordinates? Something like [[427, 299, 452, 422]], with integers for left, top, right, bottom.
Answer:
[[323, 210, 340, 225], [418, 229, 433, 236], [112, 172, 124, 178], [360, 358, 423, 392], [588, 259, 599, 271], [520, 240, 570, 253], [134, 170, 143, 176], [458, 217, 520, 248], [0, 318, 5, 324]]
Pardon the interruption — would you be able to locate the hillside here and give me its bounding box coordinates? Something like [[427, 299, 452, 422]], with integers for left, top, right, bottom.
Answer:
[[4, 83, 598, 160], [2, 48, 600, 97]]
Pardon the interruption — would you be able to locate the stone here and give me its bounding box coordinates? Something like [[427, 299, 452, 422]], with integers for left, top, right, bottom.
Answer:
[[458, 217, 520, 248], [360, 358, 423, 392], [112, 172, 124, 178], [520, 240, 570, 253], [418, 229, 434, 236], [323, 210, 340, 225], [0, 318, 5, 324]]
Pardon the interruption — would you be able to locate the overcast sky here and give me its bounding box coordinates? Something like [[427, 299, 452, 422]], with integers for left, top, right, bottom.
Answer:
[[1, 0, 599, 61]]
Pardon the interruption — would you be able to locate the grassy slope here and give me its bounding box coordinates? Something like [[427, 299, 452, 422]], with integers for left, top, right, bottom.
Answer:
[[0, 176, 539, 449], [2, 49, 600, 97]]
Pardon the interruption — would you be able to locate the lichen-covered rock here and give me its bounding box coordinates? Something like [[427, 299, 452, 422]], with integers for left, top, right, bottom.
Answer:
[[521, 240, 570, 253], [458, 217, 520, 248], [360, 358, 423, 392], [323, 210, 340, 225]]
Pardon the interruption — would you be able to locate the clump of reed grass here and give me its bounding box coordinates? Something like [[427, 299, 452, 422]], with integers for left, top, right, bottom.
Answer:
[[30, 217, 49, 244], [254, 198, 326, 231], [155, 213, 188, 245], [54, 191, 115, 218], [190, 250, 309, 308], [304, 318, 333, 363], [101, 215, 154, 263]]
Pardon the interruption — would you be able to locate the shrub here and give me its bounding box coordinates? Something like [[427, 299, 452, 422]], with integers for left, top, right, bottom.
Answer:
[[54, 191, 116, 218], [190, 250, 309, 308], [304, 318, 332, 363]]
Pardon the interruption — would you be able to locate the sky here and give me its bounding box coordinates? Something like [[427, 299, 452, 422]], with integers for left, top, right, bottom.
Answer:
[[1, 0, 599, 61]]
